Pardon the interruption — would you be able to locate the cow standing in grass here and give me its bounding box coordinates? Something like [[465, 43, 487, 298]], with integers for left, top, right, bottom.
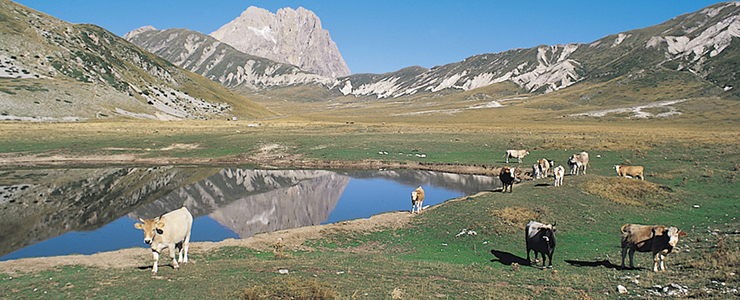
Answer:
[[620, 224, 687, 272], [525, 221, 557, 269], [135, 207, 193, 275], [553, 165, 565, 187], [504, 150, 529, 164], [615, 165, 645, 180], [568, 152, 590, 175]]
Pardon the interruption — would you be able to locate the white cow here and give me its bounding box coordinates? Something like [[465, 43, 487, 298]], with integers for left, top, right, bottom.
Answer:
[[537, 158, 553, 178], [532, 164, 542, 180], [135, 207, 193, 275], [553, 165, 565, 187], [504, 150, 529, 164], [568, 152, 590, 175]]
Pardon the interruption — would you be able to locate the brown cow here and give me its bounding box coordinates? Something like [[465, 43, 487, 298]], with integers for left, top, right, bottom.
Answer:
[[135, 207, 193, 275], [536, 158, 553, 179], [553, 165, 565, 187], [620, 224, 687, 272], [615, 165, 644, 180], [411, 186, 425, 214]]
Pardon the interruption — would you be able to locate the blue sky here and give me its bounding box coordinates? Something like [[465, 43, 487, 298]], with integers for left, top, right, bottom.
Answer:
[[14, 0, 727, 75]]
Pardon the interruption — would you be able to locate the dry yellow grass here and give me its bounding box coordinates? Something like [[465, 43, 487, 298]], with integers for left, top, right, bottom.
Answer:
[[581, 177, 672, 206]]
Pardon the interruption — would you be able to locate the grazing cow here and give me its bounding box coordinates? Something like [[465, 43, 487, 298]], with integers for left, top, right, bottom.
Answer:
[[568, 151, 590, 175], [135, 207, 193, 275], [499, 166, 517, 193], [553, 165, 565, 187], [614, 165, 644, 180], [411, 186, 425, 214], [537, 158, 553, 178], [620, 224, 687, 272], [532, 164, 542, 179], [504, 149, 529, 164], [525, 221, 557, 269]]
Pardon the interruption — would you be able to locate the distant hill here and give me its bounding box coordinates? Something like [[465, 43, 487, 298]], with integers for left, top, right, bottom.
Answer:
[[127, 2, 740, 105], [0, 0, 277, 121]]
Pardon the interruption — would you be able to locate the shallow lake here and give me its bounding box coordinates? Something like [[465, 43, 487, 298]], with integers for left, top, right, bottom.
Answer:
[[0, 167, 499, 261]]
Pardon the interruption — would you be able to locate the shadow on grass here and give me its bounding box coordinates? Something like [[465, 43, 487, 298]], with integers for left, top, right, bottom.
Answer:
[[564, 259, 623, 269], [490, 249, 531, 266]]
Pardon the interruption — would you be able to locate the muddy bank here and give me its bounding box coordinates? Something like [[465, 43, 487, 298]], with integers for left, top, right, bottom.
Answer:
[[0, 153, 511, 177]]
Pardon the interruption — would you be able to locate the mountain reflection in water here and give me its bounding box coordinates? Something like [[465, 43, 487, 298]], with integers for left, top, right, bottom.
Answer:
[[0, 168, 499, 260]]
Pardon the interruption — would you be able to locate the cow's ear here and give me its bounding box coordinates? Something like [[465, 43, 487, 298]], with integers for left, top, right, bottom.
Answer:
[[679, 231, 688, 237], [134, 223, 143, 229], [156, 222, 166, 229]]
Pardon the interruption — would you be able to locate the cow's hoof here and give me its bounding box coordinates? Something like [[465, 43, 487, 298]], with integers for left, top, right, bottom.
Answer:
[[547, 266, 553, 269], [151, 272, 157, 276]]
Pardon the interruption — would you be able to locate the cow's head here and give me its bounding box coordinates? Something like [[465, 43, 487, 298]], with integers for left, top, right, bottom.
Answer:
[[614, 165, 621, 173], [411, 191, 419, 202], [538, 223, 556, 244], [134, 217, 165, 245], [666, 227, 687, 247], [653, 226, 688, 248]]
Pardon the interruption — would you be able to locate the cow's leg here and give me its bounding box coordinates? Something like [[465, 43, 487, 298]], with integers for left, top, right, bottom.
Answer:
[[506, 156, 509, 163], [518, 157, 522, 164], [183, 230, 192, 264], [620, 247, 627, 269], [546, 252, 553, 269], [654, 252, 665, 271], [169, 246, 179, 270], [151, 249, 160, 275], [628, 248, 636, 269]]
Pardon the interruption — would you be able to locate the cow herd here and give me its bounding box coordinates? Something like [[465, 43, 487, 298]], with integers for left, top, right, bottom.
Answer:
[[495, 149, 686, 271]]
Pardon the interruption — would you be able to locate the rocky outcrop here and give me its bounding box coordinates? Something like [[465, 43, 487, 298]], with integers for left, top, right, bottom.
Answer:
[[124, 27, 334, 91], [210, 6, 350, 78]]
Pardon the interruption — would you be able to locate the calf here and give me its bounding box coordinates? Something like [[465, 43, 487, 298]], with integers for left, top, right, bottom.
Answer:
[[525, 221, 557, 269], [135, 207, 193, 275], [504, 149, 529, 164], [553, 165, 565, 187], [411, 186, 425, 214], [620, 224, 687, 272], [568, 152, 589, 175], [499, 166, 516, 193], [614, 165, 644, 180]]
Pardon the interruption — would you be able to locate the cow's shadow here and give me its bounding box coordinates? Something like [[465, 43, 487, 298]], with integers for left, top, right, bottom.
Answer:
[[490, 249, 531, 266], [564, 259, 623, 269], [534, 183, 551, 187]]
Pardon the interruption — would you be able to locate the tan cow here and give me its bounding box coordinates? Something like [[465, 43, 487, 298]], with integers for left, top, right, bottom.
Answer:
[[536, 158, 553, 178], [504, 149, 529, 164], [620, 224, 687, 272], [411, 186, 425, 214], [615, 165, 644, 180], [568, 152, 590, 175], [135, 207, 193, 275], [553, 165, 565, 187]]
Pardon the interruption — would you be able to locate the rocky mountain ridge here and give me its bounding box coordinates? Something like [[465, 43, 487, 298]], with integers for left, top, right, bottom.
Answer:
[[126, 2, 740, 102], [210, 6, 350, 78]]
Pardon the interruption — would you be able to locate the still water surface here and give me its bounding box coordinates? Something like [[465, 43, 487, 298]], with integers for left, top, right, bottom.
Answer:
[[0, 167, 498, 261]]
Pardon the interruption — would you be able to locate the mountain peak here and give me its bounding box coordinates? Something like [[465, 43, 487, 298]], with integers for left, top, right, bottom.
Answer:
[[210, 6, 350, 78]]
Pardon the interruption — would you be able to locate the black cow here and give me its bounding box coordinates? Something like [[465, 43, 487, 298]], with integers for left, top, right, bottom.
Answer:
[[499, 167, 516, 193], [525, 221, 557, 269]]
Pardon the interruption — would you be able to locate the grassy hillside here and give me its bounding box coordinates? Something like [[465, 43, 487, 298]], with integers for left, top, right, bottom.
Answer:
[[0, 0, 277, 121]]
